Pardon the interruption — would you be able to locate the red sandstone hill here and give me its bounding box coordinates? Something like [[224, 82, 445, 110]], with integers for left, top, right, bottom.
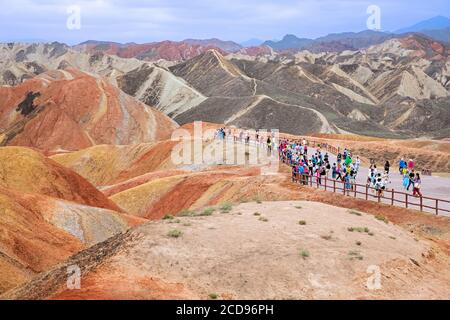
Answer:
[[0, 69, 178, 152], [398, 34, 449, 60], [74, 40, 229, 62], [0, 146, 121, 211], [0, 147, 147, 294]]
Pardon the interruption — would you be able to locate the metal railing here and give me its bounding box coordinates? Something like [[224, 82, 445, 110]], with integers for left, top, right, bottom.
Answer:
[[279, 136, 433, 176], [281, 156, 450, 216], [219, 132, 443, 214]]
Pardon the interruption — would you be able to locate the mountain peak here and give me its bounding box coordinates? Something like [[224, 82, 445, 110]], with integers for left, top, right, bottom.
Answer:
[[396, 16, 450, 33]]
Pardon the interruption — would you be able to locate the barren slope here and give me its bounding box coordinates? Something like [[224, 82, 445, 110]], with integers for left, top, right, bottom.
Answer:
[[3, 200, 449, 300]]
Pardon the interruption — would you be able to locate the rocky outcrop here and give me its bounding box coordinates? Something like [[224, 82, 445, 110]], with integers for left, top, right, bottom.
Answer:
[[0, 69, 178, 152]]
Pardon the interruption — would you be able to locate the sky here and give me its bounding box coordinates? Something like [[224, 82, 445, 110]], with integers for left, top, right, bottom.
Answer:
[[0, 0, 449, 44]]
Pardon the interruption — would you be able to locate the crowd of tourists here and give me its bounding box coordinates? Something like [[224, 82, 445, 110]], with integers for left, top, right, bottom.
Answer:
[[399, 158, 422, 197], [214, 128, 424, 198], [278, 139, 361, 192], [279, 139, 424, 198], [215, 128, 277, 152]]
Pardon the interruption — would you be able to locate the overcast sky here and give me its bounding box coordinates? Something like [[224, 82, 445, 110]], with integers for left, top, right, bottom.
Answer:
[[0, 0, 449, 44]]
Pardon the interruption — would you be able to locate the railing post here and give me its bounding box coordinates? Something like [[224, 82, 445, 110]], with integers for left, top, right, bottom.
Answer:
[[333, 180, 336, 193], [365, 185, 368, 200], [391, 189, 394, 206], [378, 191, 381, 203], [354, 184, 357, 198], [436, 199, 438, 215], [420, 196, 423, 212], [324, 177, 327, 191], [406, 194, 408, 209]]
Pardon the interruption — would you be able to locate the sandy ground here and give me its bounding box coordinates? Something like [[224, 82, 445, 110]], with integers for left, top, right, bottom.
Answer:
[[39, 201, 450, 300]]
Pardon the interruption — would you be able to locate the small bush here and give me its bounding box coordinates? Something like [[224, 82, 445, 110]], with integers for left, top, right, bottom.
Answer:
[[348, 210, 362, 216], [356, 241, 362, 246], [220, 202, 233, 213], [321, 235, 332, 241], [198, 208, 215, 216], [240, 198, 249, 203], [348, 227, 370, 234], [208, 293, 219, 300], [167, 230, 182, 238], [348, 251, 363, 260], [163, 214, 174, 220], [299, 220, 307, 226], [259, 217, 269, 222], [178, 209, 196, 217], [375, 215, 389, 224], [295, 206, 303, 209], [300, 250, 310, 259], [253, 212, 261, 216]]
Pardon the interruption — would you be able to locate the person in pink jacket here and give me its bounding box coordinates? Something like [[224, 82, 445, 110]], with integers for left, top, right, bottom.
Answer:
[[408, 159, 414, 170]]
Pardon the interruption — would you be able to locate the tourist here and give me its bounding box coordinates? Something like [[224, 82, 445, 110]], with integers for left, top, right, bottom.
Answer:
[[408, 159, 415, 171], [355, 156, 361, 172], [332, 163, 337, 179], [399, 158, 406, 174], [402, 168, 410, 190], [413, 173, 423, 197], [407, 170, 415, 191], [384, 160, 390, 174]]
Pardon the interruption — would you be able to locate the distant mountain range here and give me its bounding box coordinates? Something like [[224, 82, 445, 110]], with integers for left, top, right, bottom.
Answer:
[[395, 15, 450, 33], [262, 16, 450, 52], [66, 16, 450, 59], [3, 32, 448, 139], [240, 38, 265, 47], [263, 30, 393, 52]]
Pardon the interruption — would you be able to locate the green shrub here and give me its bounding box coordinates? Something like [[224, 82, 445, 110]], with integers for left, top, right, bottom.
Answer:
[[197, 208, 215, 216], [348, 210, 362, 216], [178, 209, 196, 217], [208, 293, 219, 300], [375, 215, 389, 224], [167, 230, 182, 238], [220, 202, 233, 213], [300, 250, 310, 259]]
